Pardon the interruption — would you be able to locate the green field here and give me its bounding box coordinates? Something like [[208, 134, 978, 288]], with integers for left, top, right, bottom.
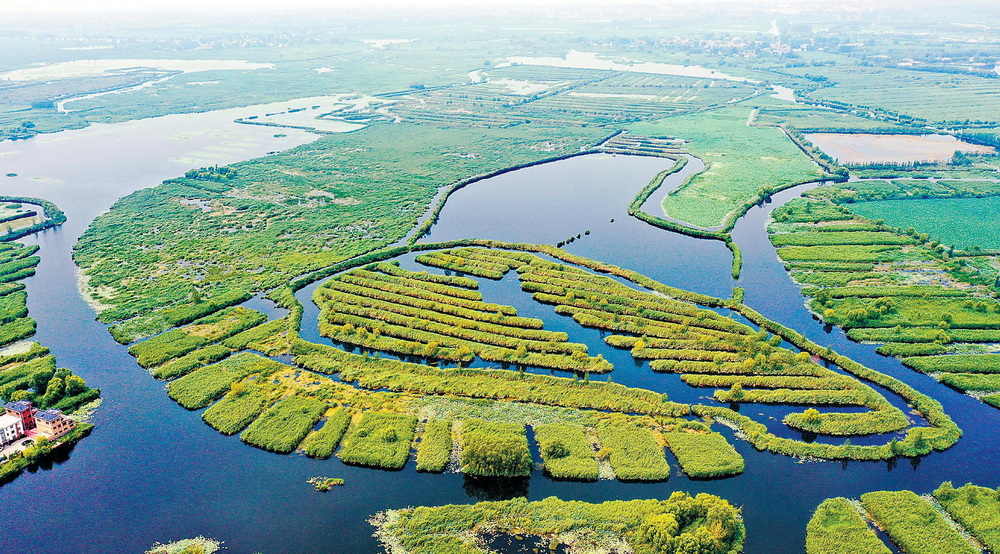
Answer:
[[629, 105, 827, 228], [849, 196, 1000, 250]]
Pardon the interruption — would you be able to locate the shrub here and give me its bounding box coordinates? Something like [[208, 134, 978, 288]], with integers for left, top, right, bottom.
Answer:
[[461, 419, 532, 477]]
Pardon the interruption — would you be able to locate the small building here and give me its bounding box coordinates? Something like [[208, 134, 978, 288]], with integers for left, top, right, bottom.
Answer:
[[4, 400, 36, 430], [33, 409, 75, 440], [0, 413, 24, 447]]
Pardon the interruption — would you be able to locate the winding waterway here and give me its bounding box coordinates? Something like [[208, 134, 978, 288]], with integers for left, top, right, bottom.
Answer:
[[1, 112, 999, 553]]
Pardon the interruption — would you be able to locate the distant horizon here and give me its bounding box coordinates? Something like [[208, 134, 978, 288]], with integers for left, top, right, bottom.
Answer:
[[0, 0, 982, 16]]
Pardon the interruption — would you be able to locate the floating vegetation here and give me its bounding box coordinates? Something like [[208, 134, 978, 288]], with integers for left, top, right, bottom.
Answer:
[[307, 476, 345, 492]]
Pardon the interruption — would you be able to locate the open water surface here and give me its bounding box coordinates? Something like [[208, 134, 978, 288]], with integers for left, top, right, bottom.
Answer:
[[0, 113, 998, 553]]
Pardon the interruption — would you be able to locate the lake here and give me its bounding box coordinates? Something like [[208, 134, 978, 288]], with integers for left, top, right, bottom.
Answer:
[[1, 113, 999, 553], [804, 132, 994, 164], [504, 50, 759, 84]]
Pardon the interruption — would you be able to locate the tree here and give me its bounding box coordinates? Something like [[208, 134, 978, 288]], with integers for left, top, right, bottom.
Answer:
[[64, 375, 87, 396], [801, 408, 822, 426], [10, 390, 31, 402], [41, 377, 64, 408], [463, 435, 532, 477], [31, 370, 53, 395], [543, 440, 569, 459]]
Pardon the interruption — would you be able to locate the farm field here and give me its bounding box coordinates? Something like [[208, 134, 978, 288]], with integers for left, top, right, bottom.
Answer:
[[629, 105, 828, 229], [769, 179, 1000, 410], [848, 196, 1000, 251]]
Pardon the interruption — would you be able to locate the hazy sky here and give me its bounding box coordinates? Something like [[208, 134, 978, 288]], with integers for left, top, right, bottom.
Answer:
[[7, 0, 605, 13], [1, 0, 874, 14]]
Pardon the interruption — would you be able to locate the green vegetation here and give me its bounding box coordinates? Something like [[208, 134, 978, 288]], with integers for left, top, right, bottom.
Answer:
[[415, 420, 453, 472], [904, 354, 1000, 374], [851, 196, 1000, 251], [373, 493, 744, 554], [769, 187, 1000, 410], [663, 431, 744, 478], [221, 318, 291, 355], [460, 419, 532, 477], [128, 307, 266, 367], [307, 476, 345, 492], [337, 412, 418, 469], [152, 345, 232, 381], [756, 104, 910, 133], [202, 388, 267, 435], [146, 536, 222, 554], [315, 258, 611, 373], [240, 395, 327, 454], [805, 498, 890, 554], [628, 105, 828, 229], [299, 345, 689, 417], [934, 482, 1000, 552], [166, 352, 282, 409], [939, 373, 1000, 392], [293, 242, 958, 462], [74, 123, 604, 324], [861, 490, 976, 554], [596, 420, 669, 481], [301, 408, 351, 459], [533, 423, 599, 481]]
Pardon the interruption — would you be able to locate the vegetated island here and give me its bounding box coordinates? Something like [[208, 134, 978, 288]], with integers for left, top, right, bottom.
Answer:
[[806, 481, 1000, 554], [146, 536, 223, 554], [769, 177, 1000, 409], [371, 493, 744, 554], [101, 240, 960, 491]]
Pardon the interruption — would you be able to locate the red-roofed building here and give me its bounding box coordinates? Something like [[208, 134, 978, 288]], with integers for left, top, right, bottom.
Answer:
[[4, 400, 36, 430]]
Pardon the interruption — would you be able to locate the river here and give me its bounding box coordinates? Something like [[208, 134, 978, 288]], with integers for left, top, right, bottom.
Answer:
[[1, 113, 998, 553]]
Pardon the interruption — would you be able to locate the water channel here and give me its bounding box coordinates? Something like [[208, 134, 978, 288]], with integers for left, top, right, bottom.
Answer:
[[0, 112, 998, 553]]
